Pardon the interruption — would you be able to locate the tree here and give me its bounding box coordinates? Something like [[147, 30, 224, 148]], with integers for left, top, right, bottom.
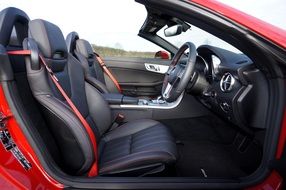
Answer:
[[114, 42, 124, 50]]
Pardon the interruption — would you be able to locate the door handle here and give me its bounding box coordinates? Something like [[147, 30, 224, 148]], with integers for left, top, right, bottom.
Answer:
[[145, 63, 169, 74]]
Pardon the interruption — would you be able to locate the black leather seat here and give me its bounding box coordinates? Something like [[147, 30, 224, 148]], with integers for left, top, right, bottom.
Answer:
[[66, 32, 115, 94], [99, 119, 177, 174], [23, 19, 177, 176]]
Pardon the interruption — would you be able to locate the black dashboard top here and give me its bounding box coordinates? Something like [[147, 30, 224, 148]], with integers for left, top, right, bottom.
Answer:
[[197, 45, 252, 75], [191, 45, 268, 133]]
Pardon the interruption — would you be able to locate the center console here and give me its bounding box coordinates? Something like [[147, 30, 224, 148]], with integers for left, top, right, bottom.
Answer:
[[102, 93, 139, 105], [103, 92, 207, 122], [106, 93, 184, 110]]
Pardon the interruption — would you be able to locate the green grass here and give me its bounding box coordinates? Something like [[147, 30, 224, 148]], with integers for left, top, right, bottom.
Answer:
[[92, 44, 156, 58]]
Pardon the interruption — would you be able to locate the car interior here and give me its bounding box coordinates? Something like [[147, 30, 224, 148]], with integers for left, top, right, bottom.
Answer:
[[0, 0, 284, 189]]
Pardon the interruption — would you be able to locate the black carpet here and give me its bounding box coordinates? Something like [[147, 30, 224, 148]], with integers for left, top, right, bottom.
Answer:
[[175, 141, 245, 177], [161, 116, 261, 178]]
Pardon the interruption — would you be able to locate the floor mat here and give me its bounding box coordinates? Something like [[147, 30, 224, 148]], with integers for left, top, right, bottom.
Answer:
[[160, 116, 257, 178], [161, 116, 237, 144], [175, 141, 246, 177]]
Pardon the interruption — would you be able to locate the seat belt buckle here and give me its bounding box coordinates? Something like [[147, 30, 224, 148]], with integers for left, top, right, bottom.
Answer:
[[114, 113, 125, 124], [109, 114, 125, 132]]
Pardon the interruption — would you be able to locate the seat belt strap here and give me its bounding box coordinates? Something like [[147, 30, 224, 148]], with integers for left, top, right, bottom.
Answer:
[[7, 50, 32, 55], [7, 50, 98, 177], [108, 113, 125, 132], [94, 54, 122, 93]]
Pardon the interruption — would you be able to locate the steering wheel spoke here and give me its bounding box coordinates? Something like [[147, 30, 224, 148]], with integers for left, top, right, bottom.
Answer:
[[166, 65, 175, 75], [161, 42, 197, 102], [177, 67, 185, 79], [162, 82, 173, 99]]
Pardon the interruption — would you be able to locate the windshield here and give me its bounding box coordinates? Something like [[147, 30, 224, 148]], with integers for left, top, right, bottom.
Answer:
[[157, 25, 242, 54]]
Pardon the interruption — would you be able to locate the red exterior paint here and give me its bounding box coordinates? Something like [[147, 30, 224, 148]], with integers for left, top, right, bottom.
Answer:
[[155, 51, 170, 60], [192, 0, 286, 49], [0, 85, 64, 190], [245, 171, 283, 190], [0, 1, 285, 189], [276, 109, 286, 159]]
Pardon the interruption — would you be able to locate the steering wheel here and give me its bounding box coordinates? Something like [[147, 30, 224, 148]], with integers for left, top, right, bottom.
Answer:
[[162, 42, 197, 102]]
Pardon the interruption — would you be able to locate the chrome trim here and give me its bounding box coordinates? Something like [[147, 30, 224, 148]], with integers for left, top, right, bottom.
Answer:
[[145, 63, 169, 74], [197, 55, 209, 76], [220, 73, 235, 92], [162, 82, 172, 99], [110, 93, 184, 110], [212, 54, 221, 75]]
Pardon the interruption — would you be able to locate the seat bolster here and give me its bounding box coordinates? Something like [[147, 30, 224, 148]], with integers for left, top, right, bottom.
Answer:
[[66, 31, 79, 53], [36, 94, 94, 174], [99, 119, 178, 175], [85, 82, 112, 136], [85, 75, 109, 93], [99, 151, 175, 175], [102, 119, 161, 141], [76, 39, 94, 59]]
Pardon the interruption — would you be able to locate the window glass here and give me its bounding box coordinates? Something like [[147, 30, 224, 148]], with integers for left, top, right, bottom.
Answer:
[[158, 25, 242, 54], [92, 37, 166, 59]]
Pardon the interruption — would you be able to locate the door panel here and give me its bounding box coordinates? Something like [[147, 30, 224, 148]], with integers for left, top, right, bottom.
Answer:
[[103, 57, 171, 97]]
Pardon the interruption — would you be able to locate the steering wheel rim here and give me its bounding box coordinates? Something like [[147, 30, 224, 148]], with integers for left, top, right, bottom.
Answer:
[[162, 42, 197, 102]]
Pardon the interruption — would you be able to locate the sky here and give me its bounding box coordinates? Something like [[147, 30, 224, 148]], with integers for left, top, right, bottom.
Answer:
[[1, 0, 285, 52], [218, 0, 286, 30]]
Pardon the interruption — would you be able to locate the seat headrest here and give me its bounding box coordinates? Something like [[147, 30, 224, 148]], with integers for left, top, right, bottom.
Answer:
[[66, 31, 79, 53], [0, 7, 29, 47], [29, 19, 67, 59], [75, 39, 94, 59]]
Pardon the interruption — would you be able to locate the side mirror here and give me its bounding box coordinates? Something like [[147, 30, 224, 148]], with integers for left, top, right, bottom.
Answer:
[[164, 25, 183, 37], [155, 51, 170, 60]]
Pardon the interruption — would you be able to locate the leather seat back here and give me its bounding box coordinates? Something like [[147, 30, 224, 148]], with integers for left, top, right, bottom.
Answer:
[[66, 32, 111, 93], [0, 7, 29, 48], [24, 19, 112, 175], [75, 39, 108, 92], [0, 7, 29, 74], [66, 31, 79, 54]]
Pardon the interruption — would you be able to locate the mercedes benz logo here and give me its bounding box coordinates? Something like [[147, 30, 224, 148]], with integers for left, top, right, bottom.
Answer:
[[220, 73, 235, 92]]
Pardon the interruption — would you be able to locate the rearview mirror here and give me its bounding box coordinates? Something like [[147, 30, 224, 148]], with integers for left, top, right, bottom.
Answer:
[[164, 25, 183, 37]]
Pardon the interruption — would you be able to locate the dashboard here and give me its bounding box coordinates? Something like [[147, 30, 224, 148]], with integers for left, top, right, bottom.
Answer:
[[190, 45, 269, 132]]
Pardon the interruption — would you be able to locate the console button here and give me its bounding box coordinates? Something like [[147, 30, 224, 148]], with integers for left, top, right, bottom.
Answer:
[[220, 102, 231, 112]]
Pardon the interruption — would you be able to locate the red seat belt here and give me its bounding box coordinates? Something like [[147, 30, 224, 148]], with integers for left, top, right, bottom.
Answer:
[[94, 54, 122, 93], [7, 50, 98, 177]]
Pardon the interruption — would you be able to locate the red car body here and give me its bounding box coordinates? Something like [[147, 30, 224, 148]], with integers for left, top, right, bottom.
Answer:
[[0, 0, 285, 189]]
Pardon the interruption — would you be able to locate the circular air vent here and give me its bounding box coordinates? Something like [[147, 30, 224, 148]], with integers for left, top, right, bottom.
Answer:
[[220, 73, 235, 92]]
